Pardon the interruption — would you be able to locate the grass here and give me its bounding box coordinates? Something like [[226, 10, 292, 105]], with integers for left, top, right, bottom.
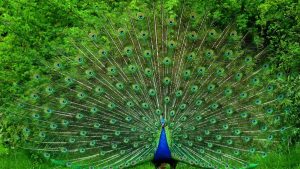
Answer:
[[0, 144, 299, 169]]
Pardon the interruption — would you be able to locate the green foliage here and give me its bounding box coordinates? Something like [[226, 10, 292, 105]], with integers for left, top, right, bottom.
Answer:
[[0, 149, 67, 169]]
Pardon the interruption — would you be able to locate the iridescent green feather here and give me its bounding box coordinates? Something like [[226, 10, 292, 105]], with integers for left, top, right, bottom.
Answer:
[[17, 1, 288, 169]]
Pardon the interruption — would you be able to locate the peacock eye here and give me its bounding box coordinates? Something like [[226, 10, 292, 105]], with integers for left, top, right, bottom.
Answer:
[[137, 13, 145, 20]]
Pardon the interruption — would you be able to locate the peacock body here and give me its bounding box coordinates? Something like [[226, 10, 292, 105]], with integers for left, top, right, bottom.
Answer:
[[17, 1, 288, 169]]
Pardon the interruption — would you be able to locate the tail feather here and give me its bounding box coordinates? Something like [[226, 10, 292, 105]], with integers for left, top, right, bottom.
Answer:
[[15, 1, 288, 168]]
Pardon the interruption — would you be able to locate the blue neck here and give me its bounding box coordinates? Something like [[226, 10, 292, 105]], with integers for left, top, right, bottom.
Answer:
[[154, 127, 172, 161]]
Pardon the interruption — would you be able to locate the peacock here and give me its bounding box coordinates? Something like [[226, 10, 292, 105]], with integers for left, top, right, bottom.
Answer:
[[15, 1, 289, 169]]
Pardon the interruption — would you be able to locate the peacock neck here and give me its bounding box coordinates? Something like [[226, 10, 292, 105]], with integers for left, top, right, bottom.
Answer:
[[154, 127, 172, 161]]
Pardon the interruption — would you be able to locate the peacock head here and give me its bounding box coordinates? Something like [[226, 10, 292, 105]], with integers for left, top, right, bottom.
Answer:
[[160, 115, 166, 128]]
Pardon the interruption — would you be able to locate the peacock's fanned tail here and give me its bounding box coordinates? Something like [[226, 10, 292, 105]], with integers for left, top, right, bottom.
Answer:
[[17, 1, 288, 169]]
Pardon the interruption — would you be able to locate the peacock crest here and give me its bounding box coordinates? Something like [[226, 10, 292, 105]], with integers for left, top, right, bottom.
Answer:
[[16, 1, 288, 169]]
